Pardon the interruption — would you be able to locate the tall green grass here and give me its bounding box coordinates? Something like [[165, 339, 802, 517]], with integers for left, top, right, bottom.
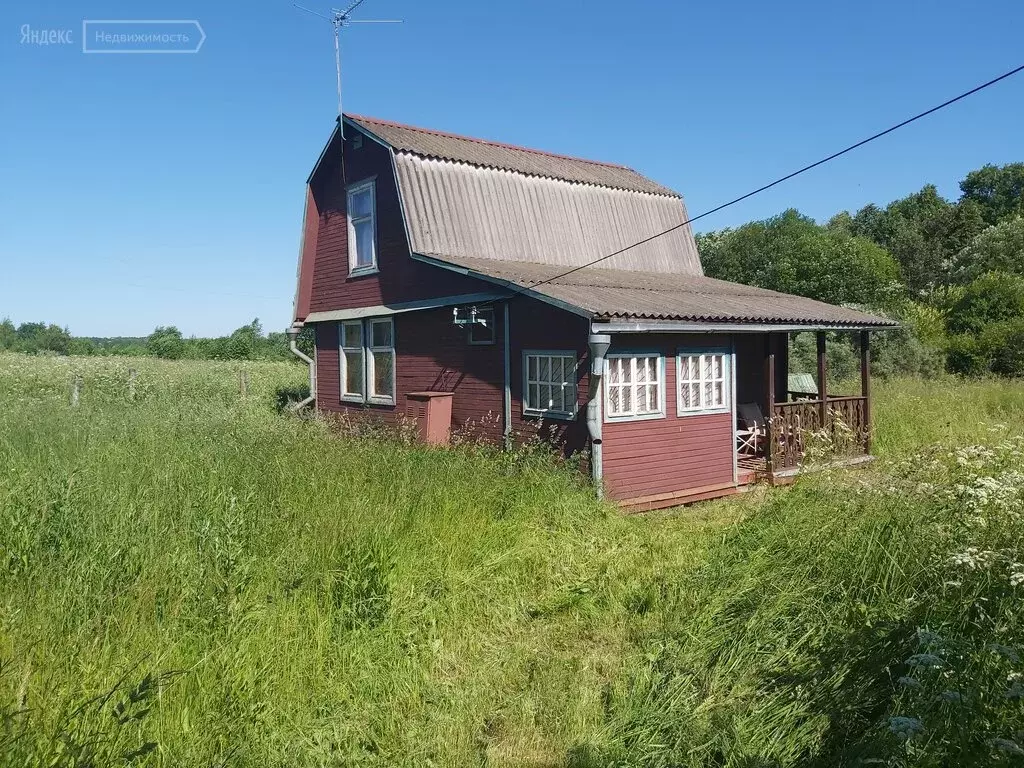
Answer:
[[1, 355, 1023, 766]]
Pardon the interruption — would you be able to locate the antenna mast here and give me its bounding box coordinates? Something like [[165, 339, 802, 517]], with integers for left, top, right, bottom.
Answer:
[[295, 0, 402, 139]]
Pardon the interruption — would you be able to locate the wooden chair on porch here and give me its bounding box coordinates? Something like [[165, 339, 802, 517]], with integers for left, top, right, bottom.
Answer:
[[735, 402, 767, 456]]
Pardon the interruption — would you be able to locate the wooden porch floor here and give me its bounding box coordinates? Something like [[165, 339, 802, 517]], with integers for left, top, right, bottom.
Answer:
[[737, 451, 873, 486]]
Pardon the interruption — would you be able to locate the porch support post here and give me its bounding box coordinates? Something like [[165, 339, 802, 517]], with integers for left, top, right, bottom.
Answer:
[[816, 331, 827, 429], [860, 330, 871, 453], [764, 335, 775, 475]]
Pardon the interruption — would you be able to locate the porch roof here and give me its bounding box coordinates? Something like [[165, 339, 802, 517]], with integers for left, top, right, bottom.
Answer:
[[420, 256, 898, 329]]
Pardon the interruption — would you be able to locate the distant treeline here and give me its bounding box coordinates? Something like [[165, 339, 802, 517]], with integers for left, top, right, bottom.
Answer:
[[0, 319, 314, 361], [698, 162, 1024, 378]]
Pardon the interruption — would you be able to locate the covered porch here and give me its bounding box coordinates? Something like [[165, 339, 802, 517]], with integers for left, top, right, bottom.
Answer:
[[734, 329, 874, 485]]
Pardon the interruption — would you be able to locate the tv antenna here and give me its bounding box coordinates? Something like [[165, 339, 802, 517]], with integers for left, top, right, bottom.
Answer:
[[294, 0, 402, 138]]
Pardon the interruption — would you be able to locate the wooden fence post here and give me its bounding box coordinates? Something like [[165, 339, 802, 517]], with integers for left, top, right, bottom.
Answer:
[[238, 370, 249, 398], [70, 375, 82, 407], [128, 368, 137, 401], [816, 331, 828, 432], [861, 331, 871, 453], [764, 335, 775, 477]]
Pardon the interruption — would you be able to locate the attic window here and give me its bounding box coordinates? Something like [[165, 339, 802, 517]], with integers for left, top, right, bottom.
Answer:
[[352, 133, 363, 150], [346, 178, 377, 274]]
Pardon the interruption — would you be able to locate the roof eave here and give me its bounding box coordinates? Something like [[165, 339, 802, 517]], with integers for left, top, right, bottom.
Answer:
[[409, 253, 595, 319], [593, 320, 900, 333]]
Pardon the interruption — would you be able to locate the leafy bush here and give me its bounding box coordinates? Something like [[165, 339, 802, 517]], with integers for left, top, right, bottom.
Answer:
[[946, 272, 1024, 336], [944, 273, 1024, 377], [951, 319, 1024, 378]]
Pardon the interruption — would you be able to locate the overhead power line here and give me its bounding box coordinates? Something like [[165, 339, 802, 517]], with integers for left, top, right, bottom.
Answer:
[[510, 62, 1024, 294]]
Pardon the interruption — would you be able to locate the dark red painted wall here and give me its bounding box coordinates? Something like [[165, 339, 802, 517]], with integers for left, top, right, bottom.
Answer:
[[506, 298, 591, 455], [601, 334, 735, 502], [307, 130, 485, 314], [293, 185, 319, 323], [314, 295, 591, 449], [315, 306, 505, 442]]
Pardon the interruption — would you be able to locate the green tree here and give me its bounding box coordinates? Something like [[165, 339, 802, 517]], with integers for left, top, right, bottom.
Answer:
[[952, 217, 1024, 281], [67, 338, 97, 356], [226, 318, 262, 360], [959, 163, 1024, 225], [0, 318, 15, 350], [847, 186, 984, 294], [699, 209, 899, 307], [147, 326, 185, 359], [14, 322, 72, 354]]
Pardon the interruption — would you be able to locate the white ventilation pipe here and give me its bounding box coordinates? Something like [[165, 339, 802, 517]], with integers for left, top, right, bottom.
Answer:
[[288, 323, 316, 411], [586, 333, 611, 497]]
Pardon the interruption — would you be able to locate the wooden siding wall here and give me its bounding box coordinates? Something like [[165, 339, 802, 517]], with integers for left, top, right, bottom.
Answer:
[[601, 334, 735, 503], [307, 131, 485, 314], [315, 306, 505, 441], [314, 296, 589, 451], [507, 298, 591, 455]]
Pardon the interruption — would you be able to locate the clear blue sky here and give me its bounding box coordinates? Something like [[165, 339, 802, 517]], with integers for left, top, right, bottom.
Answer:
[[1, 0, 1022, 337]]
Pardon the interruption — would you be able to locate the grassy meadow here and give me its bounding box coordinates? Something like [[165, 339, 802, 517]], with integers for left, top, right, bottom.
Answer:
[[2, 353, 1024, 766]]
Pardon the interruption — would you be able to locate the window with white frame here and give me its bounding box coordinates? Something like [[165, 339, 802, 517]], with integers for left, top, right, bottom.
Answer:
[[340, 321, 365, 402], [347, 179, 377, 273], [468, 307, 495, 345], [367, 318, 395, 404], [605, 354, 664, 420], [523, 351, 577, 419], [677, 351, 730, 414], [339, 317, 395, 405]]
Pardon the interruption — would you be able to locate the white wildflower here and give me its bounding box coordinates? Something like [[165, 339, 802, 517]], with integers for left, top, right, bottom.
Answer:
[[1010, 564, 1024, 587], [1008, 672, 1024, 683], [888, 716, 925, 740], [949, 548, 999, 570]]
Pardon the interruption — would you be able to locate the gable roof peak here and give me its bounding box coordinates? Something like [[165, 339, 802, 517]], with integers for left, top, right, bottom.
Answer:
[[344, 113, 679, 197], [347, 113, 634, 171]]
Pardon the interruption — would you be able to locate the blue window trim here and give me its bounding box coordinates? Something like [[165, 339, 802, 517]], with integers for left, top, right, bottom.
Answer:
[[346, 177, 379, 277], [339, 317, 396, 406], [676, 347, 733, 417], [521, 349, 579, 421], [603, 351, 666, 423]]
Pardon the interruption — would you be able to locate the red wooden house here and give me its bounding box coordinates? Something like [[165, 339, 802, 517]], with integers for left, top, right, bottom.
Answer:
[[291, 115, 896, 511]]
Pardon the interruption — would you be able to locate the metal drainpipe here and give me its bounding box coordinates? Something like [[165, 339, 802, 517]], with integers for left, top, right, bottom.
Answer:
[[288, 323, 316, 411], [586, 332, 612, 497], [502, 302, 512, 448]]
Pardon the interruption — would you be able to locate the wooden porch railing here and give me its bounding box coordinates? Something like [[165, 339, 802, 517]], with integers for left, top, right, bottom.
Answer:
[[769, 396, 869, 470]]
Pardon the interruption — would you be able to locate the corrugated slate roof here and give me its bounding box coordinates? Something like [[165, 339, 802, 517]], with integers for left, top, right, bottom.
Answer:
[[348, 115, 679, 197], [432, 256, 897, 327], [393, 153, 703, 275], [333, 115, 894, 329]]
